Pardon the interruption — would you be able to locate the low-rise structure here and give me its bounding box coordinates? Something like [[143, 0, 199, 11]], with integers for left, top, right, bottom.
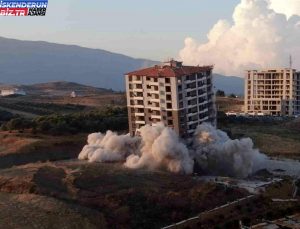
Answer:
[[70, 91, 77, 98]]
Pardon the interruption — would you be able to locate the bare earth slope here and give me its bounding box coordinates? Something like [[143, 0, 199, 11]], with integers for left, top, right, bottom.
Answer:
[[0, 161, 247, 229], [0, 192, 106, 229]]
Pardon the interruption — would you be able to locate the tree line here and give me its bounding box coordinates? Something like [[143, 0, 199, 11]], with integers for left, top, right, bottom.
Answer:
[[0, 106, 128, 135], [216, 90, 238, 98]]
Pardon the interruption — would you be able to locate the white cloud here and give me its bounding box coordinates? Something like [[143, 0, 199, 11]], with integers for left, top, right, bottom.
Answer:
[[269, 0, 300, 18], [179, 0, 300, 76]]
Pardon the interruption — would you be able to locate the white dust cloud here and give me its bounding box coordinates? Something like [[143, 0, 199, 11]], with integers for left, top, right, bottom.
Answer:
[[192, 123, 266, 178], [78, 131, 140, 163], [124, 124, 193, 174], [78, 123, 267, 178], [179, 0, 300, 76]]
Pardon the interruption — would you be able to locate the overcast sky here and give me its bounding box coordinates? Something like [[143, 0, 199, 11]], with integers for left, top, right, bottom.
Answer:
[[0, 0, 239, 60]]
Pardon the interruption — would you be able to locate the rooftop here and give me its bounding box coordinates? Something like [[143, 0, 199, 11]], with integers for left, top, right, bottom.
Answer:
[[126, 60, 213, 78]]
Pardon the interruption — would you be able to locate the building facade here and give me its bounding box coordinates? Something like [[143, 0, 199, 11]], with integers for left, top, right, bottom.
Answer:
[[245, 68, 300, 116], [125, 60, 215, 137]]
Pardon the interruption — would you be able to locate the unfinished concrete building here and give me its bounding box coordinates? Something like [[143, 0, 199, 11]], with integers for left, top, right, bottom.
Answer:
[[125, 60, 216, 137], [245, 68, 300, 116]]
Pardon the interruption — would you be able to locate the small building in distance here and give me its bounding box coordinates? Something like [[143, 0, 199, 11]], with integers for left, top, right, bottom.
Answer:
[[125, 59, 216, 137], [0, 88, 26, 97], [245, 68, 300, 116], [70, 91, 77, 98]]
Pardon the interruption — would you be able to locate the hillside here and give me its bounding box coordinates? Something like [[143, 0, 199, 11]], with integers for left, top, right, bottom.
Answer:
[[0, 37, 245, 94], [23, 81, 113, 96], [213, 74, 244, 95], [0, 159, 247, 229], [0, 37, 157, 90], [0, 81, 113, 96]]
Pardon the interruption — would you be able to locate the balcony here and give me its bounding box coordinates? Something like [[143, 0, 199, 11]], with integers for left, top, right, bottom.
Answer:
[[149, 106, 161, 110], [132, 80, 142, 84], [135, 120, 146, 124], [135, 112, 145, 116], [147, 102, 160, 109], [197, 83, 207, 90], [199, 116, 209, 122], [187, 111, 198, 117], [198, 100, 208, 105], [131, 86, 143, 92], [151, 115, 161, 119], [148, 81, 159, 86], [184, 76, 197, 84], [147, 90, 159, 95], [186, 91, 197, 98], [130, 101, 144, 108], [199, 108, 209, 114], [185, 86, 197, 93], [150, 97, 160, 102]]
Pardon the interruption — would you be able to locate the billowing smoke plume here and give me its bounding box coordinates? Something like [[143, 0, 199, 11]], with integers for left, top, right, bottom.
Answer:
[[78, 131, 140, 162], [79, 123, 194, 174], [78, 123, 267, 178], [192, 124, 266, 178], [125, 123, 194, 174], [179, 0, 300, 76]]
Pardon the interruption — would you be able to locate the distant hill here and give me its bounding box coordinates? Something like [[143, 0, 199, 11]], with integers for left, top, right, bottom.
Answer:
[[0, 37, 244, 94], [213, 74, 244, 96], [0, 81, 113, 96], [23, 81, 113, 96], [0, 37, 157, 90]]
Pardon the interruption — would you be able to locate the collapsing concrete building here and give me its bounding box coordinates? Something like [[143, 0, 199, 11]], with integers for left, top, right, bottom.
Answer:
[[125, 59, 216, 137]]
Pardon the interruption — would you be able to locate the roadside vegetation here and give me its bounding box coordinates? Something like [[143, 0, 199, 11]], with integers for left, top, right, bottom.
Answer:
[[0, 106, 128, 135]]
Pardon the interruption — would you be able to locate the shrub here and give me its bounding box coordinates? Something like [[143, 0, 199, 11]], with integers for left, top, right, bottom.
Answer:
[[1, 106, 128, 135]]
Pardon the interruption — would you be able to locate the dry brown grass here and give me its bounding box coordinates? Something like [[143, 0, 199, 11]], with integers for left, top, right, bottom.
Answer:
[[253, 133, 300, 156], [0, 192, 105, 229], [216, 96, 244, 112], [0, 131, 87, 169], [0, 132, 40, 155], [228, 123, 300, 159]]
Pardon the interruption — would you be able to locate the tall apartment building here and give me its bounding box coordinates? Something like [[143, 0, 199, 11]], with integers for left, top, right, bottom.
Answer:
[[245, 68, 300, 116], [125, 60, 215, 137]]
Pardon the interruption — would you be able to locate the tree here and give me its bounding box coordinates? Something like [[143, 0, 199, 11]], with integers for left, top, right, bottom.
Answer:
[[216, 90, 225, 97], [229, 93, 237, 98]]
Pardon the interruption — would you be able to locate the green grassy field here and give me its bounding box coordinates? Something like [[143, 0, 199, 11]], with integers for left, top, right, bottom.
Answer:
[[224, 122, 300, 159]]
